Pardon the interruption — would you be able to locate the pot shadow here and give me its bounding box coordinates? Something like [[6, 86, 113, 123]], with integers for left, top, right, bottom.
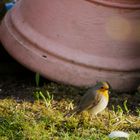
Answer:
[[0, 71, 51, 102], [0, 71, 140, 116]]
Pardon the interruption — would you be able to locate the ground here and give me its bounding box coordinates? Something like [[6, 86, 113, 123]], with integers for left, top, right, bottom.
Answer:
[[0, 73, 140, 140]]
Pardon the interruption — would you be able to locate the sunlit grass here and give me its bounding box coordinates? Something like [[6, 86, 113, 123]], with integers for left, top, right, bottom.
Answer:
[[0, 83, 140, 139]]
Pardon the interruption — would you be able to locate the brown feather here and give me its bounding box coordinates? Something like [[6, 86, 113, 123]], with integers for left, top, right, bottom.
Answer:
[[64, 88, 101, 117]]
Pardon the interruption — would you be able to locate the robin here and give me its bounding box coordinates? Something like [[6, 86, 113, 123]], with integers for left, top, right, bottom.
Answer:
[[65, 81, 110, 117]]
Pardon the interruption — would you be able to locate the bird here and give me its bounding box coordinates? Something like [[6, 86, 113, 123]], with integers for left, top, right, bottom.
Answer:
[[65, 81, 110, 117]]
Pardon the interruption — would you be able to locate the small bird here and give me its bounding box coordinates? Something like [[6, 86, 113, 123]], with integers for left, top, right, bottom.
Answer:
[[65, 81, 110, 117]]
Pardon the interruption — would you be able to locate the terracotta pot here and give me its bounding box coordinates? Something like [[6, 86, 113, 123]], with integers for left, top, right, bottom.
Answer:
[[0, 0, 140, 91]]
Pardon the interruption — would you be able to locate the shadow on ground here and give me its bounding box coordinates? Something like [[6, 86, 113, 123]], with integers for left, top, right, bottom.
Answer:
[[0, 73, 140, 116]]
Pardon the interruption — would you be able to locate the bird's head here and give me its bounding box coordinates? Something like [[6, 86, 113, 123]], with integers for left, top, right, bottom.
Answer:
[[95, 81, 110, 90], [95, 81, 110, 99]]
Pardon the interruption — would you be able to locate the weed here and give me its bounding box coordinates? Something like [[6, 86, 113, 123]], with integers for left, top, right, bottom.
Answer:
[[123, 100, 129, 114], [34, 90, 53, 108], [136, 108, 140, 118], [34, 73, 53, 107], [35, 72, 40, 87]]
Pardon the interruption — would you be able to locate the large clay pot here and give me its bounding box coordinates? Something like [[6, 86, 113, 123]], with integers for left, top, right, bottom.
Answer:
[[0, 0, 140, 91]]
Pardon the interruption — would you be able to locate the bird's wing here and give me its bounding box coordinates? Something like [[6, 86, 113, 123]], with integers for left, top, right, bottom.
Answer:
[[76, 89, 101, 113]]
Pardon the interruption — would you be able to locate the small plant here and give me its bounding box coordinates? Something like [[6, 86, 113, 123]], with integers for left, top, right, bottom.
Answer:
[[45, 91, 54, 108], [116, 105, 123, 116], [123, 100, 129, 114], [35, 72, 40, 87], [39, 91, 49, 107], [136, 107, 140, 118], [66, 101, 74, 111], [34, 90, 53, 108], [34, 72, 41, 100], [34, 72, 53, 107]]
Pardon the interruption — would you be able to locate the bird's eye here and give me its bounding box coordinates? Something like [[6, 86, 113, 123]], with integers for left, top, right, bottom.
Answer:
[[101, 87, 104, 89]]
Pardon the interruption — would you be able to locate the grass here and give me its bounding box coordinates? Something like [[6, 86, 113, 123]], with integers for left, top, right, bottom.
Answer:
[[0, 82, 140, 140]]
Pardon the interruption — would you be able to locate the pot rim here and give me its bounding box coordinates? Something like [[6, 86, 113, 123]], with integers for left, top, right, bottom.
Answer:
[[86, 0, 140, 9]]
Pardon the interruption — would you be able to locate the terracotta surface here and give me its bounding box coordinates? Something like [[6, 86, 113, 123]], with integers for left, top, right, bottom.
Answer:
[[0, 0, 140, 91], [88, 0, 140, 9]]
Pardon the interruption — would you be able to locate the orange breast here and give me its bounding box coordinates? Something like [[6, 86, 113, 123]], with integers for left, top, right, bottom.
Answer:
[[96, 89, 109, 101]]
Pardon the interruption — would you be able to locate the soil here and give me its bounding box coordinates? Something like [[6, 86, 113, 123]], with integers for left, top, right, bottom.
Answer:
[[0, 73, 36, 101]]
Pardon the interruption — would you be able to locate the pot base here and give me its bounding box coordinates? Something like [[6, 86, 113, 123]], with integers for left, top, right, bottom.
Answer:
[[1, 10, 140, 92]]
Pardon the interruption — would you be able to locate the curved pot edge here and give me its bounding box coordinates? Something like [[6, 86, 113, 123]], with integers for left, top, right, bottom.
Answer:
[[86, 0, 140, 9], [0, 13, 140, 92]]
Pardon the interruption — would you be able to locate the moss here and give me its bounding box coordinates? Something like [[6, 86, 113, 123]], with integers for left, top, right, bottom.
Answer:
[[0, 82, 140, 139]]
